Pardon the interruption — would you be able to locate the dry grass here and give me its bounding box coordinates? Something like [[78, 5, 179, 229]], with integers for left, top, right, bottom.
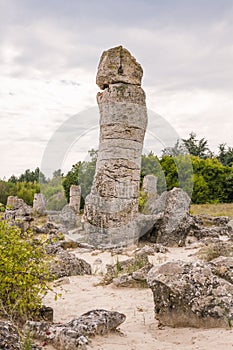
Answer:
[[190, 203, 233, 218]]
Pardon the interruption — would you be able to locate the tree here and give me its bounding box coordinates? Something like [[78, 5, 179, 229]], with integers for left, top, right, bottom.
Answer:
[[182, 132, 213, 159], [217, 143, 233, 167]]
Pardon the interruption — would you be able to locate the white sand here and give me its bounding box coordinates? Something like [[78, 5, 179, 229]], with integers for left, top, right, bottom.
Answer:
[[42, 246, 233, 350]]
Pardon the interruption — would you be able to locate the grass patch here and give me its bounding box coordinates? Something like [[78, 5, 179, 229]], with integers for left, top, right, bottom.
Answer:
[[190, 203, 233, 218], [197, 242, 233, 262]]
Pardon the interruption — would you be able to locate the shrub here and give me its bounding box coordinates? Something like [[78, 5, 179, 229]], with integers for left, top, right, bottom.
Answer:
[[0, 221, 50, 322]]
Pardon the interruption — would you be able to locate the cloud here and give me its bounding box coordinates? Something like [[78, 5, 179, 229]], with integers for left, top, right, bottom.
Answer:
[[0, 0, 233, 178]]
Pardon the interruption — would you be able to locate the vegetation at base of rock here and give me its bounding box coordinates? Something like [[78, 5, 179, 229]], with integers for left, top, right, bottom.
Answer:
[[0, 221, 51, 322]]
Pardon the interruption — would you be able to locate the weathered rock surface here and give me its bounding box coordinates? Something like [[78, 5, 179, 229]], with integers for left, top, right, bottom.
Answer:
[[84, 46, 147, 247], [48, 249, 91, 279], [142, 174, 158, 214], [113, 263, 153, 287], [4, 196, 33, 231], [69, 185, 81, 214], [102, 253, 150, 285], [33, 193, 46, 215], [59, 205, 77, 229], [0, 321, 41, 350], [143, 188, 193, 246], [210, 256, 233, 284], [0, 321, 20, 350], [27, 309, 126, 350], [147, 260, 233, 328], [96, 45, 143, 89]]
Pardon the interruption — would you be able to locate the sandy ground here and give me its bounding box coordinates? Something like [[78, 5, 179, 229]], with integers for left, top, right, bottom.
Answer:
[[41, 245, 233, 350]]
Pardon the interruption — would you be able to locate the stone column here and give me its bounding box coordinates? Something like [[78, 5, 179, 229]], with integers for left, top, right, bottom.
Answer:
[[84, 46, 148, 243], [142, 175, 158, 197], [69, 184, 81, 214], [33, 193, 46, 215]]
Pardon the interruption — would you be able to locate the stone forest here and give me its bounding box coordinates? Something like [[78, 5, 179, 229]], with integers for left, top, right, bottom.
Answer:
[[1, 46, 233, 350]]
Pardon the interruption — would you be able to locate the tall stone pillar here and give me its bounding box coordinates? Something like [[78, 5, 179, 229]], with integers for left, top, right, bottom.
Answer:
[[69, 184, 81, 214], [84, 46, 148, 245]]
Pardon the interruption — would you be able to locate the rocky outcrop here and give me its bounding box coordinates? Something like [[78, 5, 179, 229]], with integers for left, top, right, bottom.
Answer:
[[4, 196, 33, 231], [147, 260, 233, 328], [27, 309, 126, 350], [84, 46, 148, 247], [142, 188, 193, 246]]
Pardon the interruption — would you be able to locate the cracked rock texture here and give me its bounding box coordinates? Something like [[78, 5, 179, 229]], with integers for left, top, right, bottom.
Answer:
[[84, 46, 147, 243], [27, 309, 126, 350], [147, 260, 233, 328]]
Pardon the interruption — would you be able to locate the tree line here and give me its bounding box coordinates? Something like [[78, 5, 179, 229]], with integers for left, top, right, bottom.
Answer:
[[0, 133, 232, 209]]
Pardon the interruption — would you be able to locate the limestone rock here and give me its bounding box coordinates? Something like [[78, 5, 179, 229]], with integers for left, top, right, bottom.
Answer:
[[145, 188, 193, 246], [96, 46, 143, 89], [142, 175, 158, 214], [4, 196, 33, 231], [210, 256, 233, 284], [84, 46, 148, 247], [59, 205, 77, 229], [0, 321, 20, 350], [33, 193, 46, 215], [69, 185, 81, 214], [27, 309, 126, 350], [112, 263, 153, 288], [49, 250, 91, 279], [147, 260, 233, 328], [0, 321, 41, 350]]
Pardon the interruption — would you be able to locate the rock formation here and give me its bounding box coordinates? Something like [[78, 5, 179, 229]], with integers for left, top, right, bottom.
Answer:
[[69, 185, 81, 213], [84, 46, 148, 246], [33, 193, 46, 215], [147, 260, 233, 328], [4, 196, 33, 231], [144, 187, 193, 246], [27, 309, 126, 350]]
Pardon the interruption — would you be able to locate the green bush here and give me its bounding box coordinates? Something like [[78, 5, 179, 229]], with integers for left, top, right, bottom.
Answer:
[[0, 221, 50, 322]]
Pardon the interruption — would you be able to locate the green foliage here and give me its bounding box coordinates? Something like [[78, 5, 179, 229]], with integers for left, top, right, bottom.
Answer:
[[138, 190, 148, 212], [217, 143, 233, 167], [62, 149, 97, 208], [182, 132, 213, 159], [141, 152, 166, 194], [0, 221, 50, 322], [40, 170, 67, 210]]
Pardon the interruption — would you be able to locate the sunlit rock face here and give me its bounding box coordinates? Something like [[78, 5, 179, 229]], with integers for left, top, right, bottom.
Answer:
[[84, 46, 148, 242]]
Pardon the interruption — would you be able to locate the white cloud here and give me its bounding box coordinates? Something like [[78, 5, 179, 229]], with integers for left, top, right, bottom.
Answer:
[[0, 0, 233, 178]]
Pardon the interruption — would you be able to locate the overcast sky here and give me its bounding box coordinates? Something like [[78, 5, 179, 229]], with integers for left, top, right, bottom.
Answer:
[[0, 0, 233, 178]]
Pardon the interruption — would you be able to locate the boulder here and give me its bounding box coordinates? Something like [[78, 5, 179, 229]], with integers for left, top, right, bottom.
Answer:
[[49, 250, 91, 279], [147, 260, 233, 328], [4, 196, 33, 231], [27, 309, 126, 350], [144, 188, 193, 246]]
